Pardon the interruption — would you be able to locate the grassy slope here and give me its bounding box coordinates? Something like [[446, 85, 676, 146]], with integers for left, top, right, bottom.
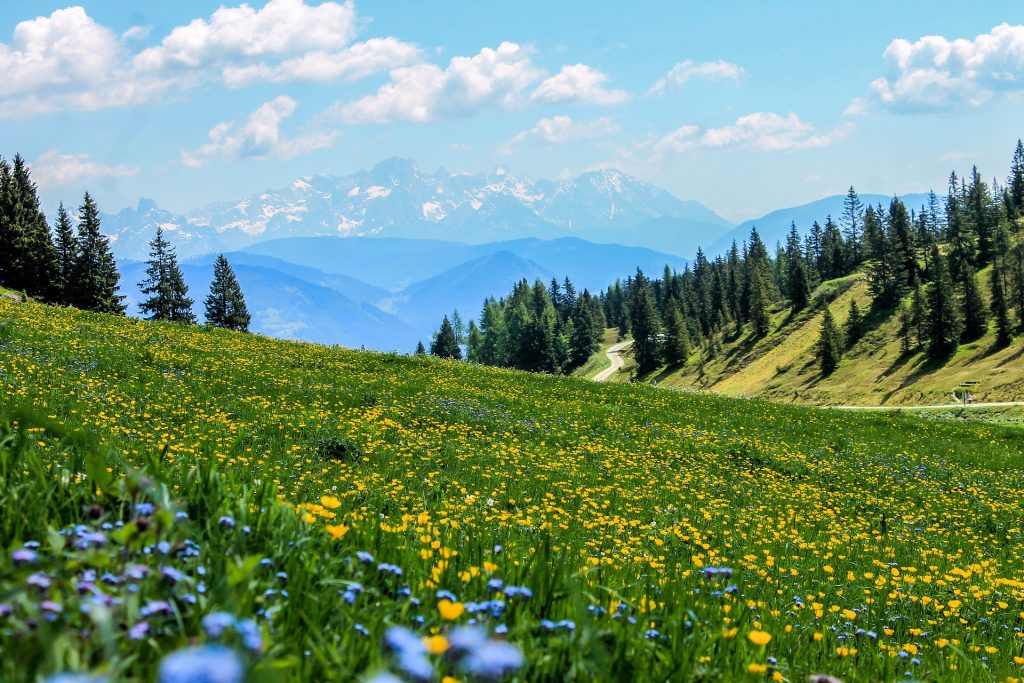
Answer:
[[597, 268, 1024, 407], [3, 296, 1024, 681]]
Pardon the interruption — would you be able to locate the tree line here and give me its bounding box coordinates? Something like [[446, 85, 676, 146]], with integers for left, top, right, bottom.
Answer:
[[425, 277, 607, 374], [0, 153, 251, 331], [435, 140, 1024, 379]]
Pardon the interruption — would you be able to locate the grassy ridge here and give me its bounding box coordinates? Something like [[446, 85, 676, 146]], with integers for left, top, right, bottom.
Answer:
[[597, 270, 1024, 408], [2, 296, 1024, 681]]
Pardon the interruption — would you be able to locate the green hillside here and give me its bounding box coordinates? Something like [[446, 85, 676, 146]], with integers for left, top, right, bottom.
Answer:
[[3, 295, 1024, 681], [593, 266, 1024, 407]]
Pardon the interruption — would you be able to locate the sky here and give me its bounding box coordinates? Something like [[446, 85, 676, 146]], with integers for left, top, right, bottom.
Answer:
[[0, 0, 1022, 223]]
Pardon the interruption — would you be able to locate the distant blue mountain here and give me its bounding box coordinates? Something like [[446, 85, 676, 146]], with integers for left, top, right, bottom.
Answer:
[[708, 192, 932, 256]]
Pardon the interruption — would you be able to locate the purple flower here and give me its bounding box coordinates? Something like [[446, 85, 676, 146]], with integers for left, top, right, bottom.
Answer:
[[140, 600, 174, 617], [218, 516, 235, 529], [161, 567, 186, 583], [126, 565, 149, 581], [27, 572, 52, 590], [202, 612, 236, 638], [158, 645, 243, 683], [129, 621, 151, 640], [12, 548, 39, 565], [40, 600, 63, 614]]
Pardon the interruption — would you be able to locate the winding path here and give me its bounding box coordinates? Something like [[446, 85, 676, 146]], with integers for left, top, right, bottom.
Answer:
[[831, 401, 1024, 411], [593, 340, 632, 383]]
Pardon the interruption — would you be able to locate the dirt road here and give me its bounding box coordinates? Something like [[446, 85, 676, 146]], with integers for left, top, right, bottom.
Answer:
[[593, 340, 632, 383]]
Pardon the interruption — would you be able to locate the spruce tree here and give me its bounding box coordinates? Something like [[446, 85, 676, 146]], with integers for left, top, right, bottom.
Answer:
[[138, 227, 194, 323], [960, 266, 987, 342], [910, 285, 927, 350], [466, 319, 484, 362], [785, 223, 809, 311], [0, 157, 16, 289], [662, 298, 690, 367], [926, 243, 961, 359], [816, 304, 842, 375], [0, 154, 57, 300], [991, 257, 1013, 347], [205, 254, 250, 331], [52, 203, 77, 305], [844, 299, 865, 349], [888, 197, 917, 289], [430, 316, 461, 360], [863, 205, 896, 307], [841, 186, 864, 266], [70, 193, 125, 314], [568, 300, 599, 369], [1010, 139, 1024, 216], [629, 270, 663, 375], [414, 340, 427, 356]]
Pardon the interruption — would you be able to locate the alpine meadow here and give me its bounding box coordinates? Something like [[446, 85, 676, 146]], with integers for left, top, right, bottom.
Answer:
[[2, 2, 1024, 683]]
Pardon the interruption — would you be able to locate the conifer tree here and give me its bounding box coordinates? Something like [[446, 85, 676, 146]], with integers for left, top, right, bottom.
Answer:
[[138, 227, 194, 323], [960, 266, 987, 342], [662, 298, 690, 367], [991, 256, 1013, 348], [466, 319, 483, 362], [841, 186, 864, 266], [966, 166, 995, 264], [888, 197, 917, 289], [70, 193, 125, 314], [1010, 139, 1024, 216], [785, 223, 809, 311], [844, 299, 865, 349], [414, 340, 426, 356], [52, 203, 77, 305], [926, 243, 961, 359], [629, 270, 663, 374], [863, 205, 896, 307], [0, 154, 57, 300], [568, 301, 598, 369], [816, 304, 842, 375], [451, 309, 466, 346], [910, 285, 927, 350], [0, 157, 16, 288], [430, 316, 461, 359], [205, 254, 250, 331]]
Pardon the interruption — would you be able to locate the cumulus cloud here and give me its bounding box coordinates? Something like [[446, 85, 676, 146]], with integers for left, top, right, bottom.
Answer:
[[181, 96, 336, 167], [531, 64, 629, 105], [653, 112, 850, 157], [29, 149, 139, 189], [332, 42, 546, 123], [647, 59, 744, 96], [0, 1, 417, 117], [870, 23, 1024, 112], [500, 115, 619, 153]]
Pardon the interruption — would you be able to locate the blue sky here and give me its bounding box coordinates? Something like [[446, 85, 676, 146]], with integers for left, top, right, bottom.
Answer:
[[1, 0, 1022, 222]]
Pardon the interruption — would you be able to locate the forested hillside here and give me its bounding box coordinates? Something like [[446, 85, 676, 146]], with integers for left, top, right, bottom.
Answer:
[[453, 141, 1024, 406]]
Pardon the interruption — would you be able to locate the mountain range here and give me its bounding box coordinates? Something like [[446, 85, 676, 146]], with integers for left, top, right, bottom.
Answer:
[[103, 158, 733, 260]]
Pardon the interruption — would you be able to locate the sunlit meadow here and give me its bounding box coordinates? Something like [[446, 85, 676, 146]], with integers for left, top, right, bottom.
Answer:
[[2, 296, 1024, 682]]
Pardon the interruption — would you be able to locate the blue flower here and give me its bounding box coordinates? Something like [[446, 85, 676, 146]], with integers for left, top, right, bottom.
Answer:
[[384, 627, 432, 681], [158, 645, 243, 683], [136, 502, 156, 516], [218, 516, 235, 528], [356, 551, 375, 564], [129, 621, 150, 640], [236, 619, 263, 652], [13, 548, 39, 564], [42, 674, 109, 683], [202, 612, 236, 638], [459, 640, 523, 679], [502, 586, 532, 601]]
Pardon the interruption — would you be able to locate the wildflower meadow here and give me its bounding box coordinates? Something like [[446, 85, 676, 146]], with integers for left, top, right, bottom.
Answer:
[[2, 296, 1024, 682]]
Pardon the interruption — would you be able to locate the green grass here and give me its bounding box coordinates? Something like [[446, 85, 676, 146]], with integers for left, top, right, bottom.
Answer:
[[2, 296, 1024, 681]]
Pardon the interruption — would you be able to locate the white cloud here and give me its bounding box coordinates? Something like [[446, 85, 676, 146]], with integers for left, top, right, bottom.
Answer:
[[333, 42, 546, 123], [531, 64, 629, 105], [653, 112, 850, 157], [842, 97, 869, 117], [134, 0, 357, 70], [870, 23, 1024, 112], [181, 96, 336, 167], [0, 1, 416, 117], [500, 115, 619, 153], [29, 150, 139, 189], [647, 59, 743, 96]]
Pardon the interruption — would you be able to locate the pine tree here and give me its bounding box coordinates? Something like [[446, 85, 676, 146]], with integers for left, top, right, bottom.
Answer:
[[70, 193, 125, 314], [960, 265, 987, 342], [991, 256, 1013, 347], [863, 205, 896, 306], [629, 270, 663, 374], [205, 254, 250, 331], [0, 157, 17, 289], [745, 228, 772, 338], [841, 186, 864, 266], [926, 243, 961, 359], [662, 298, 690, 367], [451, 310, 466, 346], [52, 203, 77, 305], [816, 304, 842, 375], [466, 319, 484, 362], [888, 197, 917, 289], [1009, 139, 1024, 217], [785, 222, 809, 311], [138, 227, 194, 323], [568, 301, 598, 369], [844, 299, 865, 349], [0, 154, 57, 300], [414, 341, 426, 355], [966, 166, 995, 264], [430, 316, 461, 360], [910, 285, 926, 350]]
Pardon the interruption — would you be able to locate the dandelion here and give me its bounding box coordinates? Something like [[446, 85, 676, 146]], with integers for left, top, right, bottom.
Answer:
[[748, 630, 772, 646], [325, 524, 349, 539], [438, 599, 465, 620]]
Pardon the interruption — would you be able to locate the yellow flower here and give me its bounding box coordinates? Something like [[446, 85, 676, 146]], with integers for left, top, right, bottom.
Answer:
[[748, 630, 772, 646], [748, 663, 767, 674], [320, 495, 341, 509], [935, 638, 949, 649], [772, 673, 783, 682], [325, 523, 349, 539], [423, 634, 449, 655], [842, 609, 857, 621], [438, 599, 465, 620], [813, 632, 824, 642]]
